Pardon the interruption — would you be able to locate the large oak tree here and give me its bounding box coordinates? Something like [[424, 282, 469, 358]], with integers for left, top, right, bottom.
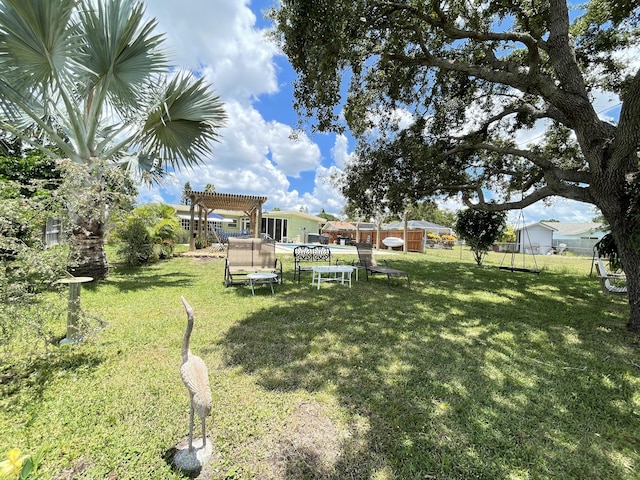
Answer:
[[0, 0, 226, 279], [273, 0, 640, 332]]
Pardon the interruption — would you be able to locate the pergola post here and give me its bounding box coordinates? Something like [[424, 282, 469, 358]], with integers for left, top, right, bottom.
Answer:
[[255, 208, 261, 238], [189, 202, 195, 251]]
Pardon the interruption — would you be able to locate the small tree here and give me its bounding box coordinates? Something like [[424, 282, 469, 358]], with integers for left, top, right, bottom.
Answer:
[[455, 209, 507, 266], [181, 182, 192, 206]]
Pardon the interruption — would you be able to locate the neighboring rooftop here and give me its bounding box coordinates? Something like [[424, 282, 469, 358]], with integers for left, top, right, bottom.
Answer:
[[540, 222, 604, 236]]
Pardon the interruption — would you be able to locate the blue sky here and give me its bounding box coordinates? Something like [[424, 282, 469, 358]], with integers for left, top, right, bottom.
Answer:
[[138, 0, 616, 224]]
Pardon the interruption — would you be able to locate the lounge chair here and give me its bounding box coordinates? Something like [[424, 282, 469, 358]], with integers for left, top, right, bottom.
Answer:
[[354, 242, 410, 287], [595, 257, 627, 295], [224, 238, 282, 287]]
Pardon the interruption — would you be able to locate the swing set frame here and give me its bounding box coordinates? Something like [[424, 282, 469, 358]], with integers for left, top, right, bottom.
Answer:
[[498, 209, 540, 275]]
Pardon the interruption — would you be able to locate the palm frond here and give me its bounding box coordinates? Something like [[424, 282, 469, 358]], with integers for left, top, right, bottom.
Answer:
[[135, 73, 227, 170], [0, 0, 227, 178], [0, 0, 82, 87], [78, 0, 167, 111]]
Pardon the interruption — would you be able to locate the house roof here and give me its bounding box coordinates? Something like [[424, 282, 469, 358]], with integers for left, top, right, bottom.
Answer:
[[264, 210, 327, 223], [516, 222, 557, 232], [321, 221, 377, 231], [322, 221, 356, 231], [540, 222, 604, 235], [385, 220, 452, 232]]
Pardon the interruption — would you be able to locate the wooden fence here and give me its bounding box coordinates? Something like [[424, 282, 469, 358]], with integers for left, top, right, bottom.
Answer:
[[324, 229, 425, 252]]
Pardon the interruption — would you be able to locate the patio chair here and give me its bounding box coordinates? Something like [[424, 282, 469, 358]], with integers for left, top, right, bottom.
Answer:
[[224, 238, 282, 287], [354, 242, 410, 287], [595, 257, 627, 295]]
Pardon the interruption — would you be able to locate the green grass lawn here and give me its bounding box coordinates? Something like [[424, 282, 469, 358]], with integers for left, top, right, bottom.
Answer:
[[1, 247, 638, 479]]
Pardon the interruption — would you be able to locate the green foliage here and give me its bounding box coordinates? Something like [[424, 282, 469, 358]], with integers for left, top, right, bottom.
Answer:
[[455, 209, 507, 266], [317, 209, 339, 222], [0, 151, 61, 198], [181, 181, 192, 205], [112, 203, 184, 266], [0, 0, 226, 279], [56, 160, 137, 234], [0, 180, 69, 356], [499, 226, 517, 243], [594, 233, 622, 271], [113, 217, 152, 266], [406, 201, 457, 227]]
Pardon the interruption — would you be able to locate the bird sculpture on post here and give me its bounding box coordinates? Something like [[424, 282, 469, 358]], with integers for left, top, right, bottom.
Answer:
[[179, 296, 212, 452]]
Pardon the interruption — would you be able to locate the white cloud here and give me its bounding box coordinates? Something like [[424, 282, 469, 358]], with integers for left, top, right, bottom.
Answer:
[[519, 198, 598, 224], [331, 134, 354, 169], [145, 0, 279, 101], [137, 0, 337, 214]]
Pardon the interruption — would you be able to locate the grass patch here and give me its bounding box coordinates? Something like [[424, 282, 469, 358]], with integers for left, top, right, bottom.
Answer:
[[1, 248, 638, 479]]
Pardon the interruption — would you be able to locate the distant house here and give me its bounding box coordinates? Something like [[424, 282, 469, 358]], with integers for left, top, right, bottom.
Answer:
[[385, 220, 454, 236], [515, 222, 557, 255], [541, 221, 606, 254], [265, 210, 327, 243], [321, 221, 376, 244], [516, 222, 606, 255], [171, 204, 326, 243]]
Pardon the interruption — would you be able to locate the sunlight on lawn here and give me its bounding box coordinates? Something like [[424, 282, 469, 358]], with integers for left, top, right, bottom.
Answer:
[[1, 248, 637, 479]]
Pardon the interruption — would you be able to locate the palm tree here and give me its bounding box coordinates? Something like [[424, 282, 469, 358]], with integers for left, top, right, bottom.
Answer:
[[0, 0, 227, 279]]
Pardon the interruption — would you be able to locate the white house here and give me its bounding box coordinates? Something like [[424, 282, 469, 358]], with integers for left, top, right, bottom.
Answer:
[[516, 221, 606, 255]]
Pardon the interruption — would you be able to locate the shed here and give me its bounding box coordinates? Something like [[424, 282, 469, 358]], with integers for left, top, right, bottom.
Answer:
[[516, 222, 557, 254]]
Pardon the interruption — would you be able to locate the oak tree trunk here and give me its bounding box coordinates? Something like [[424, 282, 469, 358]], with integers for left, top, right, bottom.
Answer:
[[607, 220, 640, 333]]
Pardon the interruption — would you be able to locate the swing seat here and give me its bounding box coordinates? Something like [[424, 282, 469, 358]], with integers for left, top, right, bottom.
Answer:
[[498, 266, 540, 274], [595, 257, 626, 295]]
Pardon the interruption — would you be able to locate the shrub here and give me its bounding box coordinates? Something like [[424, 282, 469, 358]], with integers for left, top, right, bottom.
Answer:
[[0, 180, 69, 357], [112, 204, 184, 266]]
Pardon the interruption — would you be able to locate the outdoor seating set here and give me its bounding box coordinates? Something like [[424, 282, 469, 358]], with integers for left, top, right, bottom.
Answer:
[[224, 238, 410, 295], [223, 238, 283, 294]]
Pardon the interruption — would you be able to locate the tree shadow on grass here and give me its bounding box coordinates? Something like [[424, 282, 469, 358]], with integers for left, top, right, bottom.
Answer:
[[218, 259, 638, 479], [1, 350, 105, 410], [99, 270, 199, 293]]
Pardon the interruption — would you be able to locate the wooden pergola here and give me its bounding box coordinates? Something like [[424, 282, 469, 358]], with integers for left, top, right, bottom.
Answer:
[[186, 190, 268, 251]]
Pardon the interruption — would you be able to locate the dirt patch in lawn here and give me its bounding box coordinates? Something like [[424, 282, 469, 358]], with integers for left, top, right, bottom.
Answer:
[[250, 401, 375, 479]]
